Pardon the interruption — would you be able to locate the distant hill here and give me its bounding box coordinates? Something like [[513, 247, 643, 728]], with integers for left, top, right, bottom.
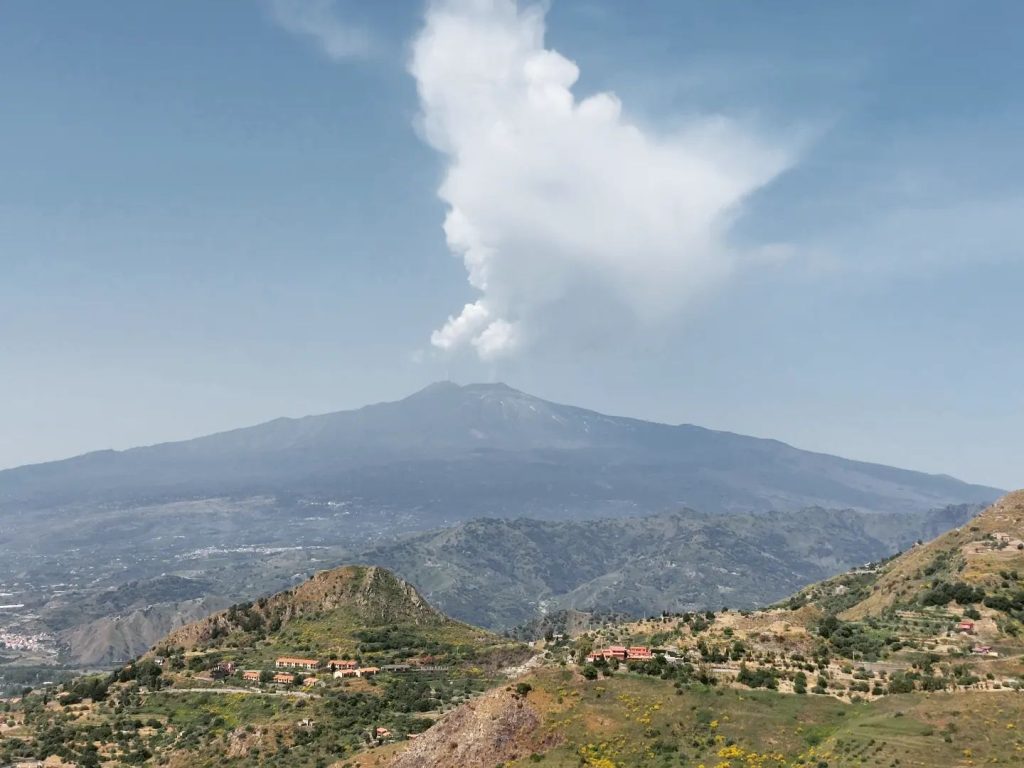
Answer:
[[154, 564, 503, 661], [158, 565, 452, 655], [0, 382, 1001, 527], [58, 596, 228, 667], [360, 504, 983, 629]]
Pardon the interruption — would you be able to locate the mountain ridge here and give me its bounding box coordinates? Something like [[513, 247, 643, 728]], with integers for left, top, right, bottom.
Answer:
[[358, 503, 984, 629], [0, 381, 1001, 517]]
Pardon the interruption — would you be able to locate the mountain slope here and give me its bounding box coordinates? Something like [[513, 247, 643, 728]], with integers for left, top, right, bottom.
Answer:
[[359, 504, 982, 629], [58, 596, 228, 666], [367, 493, 1024, 768], [0, 382, 1000, 520], [364, 667, 1024, 768], [793, 489, 1024, 622]]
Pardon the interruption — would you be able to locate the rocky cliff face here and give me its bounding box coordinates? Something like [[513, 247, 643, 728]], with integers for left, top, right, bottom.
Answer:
[[58, 596, 228, 665]]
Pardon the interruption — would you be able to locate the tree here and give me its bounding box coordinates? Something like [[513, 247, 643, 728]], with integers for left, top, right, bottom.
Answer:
[[793, 671, 807, 694], [818, 615, 841, 639], [581, 665, 598, 680], [78, 745, 101, 768], [575, 641, 593, 664]]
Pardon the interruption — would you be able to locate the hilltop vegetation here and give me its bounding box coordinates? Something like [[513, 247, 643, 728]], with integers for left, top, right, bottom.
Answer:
[[148, 566, 525, 678], [156, 566, 450, 651]]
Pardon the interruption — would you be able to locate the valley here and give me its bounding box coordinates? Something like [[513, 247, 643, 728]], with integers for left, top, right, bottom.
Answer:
[[0, 501, 983, 678]]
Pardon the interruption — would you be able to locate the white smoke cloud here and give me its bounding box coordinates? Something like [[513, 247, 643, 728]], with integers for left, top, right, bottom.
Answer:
[[411, 0, 796, 359], [269, 0, 372, 60]]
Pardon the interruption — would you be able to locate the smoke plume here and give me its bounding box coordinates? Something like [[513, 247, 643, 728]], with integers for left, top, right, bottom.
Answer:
[[412, 0, 794, 359]]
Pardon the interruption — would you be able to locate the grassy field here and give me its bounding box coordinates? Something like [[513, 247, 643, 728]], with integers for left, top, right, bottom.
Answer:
[[496, 667, 1024, 768]]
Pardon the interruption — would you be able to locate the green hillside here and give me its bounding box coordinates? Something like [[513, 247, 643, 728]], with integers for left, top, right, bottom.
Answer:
[[364, 493, 1024, 768], [0, 566, 527, 768], [3, 497, 1024, 768], [151, 565, 505, 666], [361, 665, 1024, 768]]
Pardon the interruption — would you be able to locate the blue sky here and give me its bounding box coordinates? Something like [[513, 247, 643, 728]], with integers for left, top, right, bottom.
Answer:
[[1, 0, 1021, 489]]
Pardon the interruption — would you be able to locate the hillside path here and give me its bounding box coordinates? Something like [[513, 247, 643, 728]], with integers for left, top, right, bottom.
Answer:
[[154, 686, 320, 698], [502, 653, 545, 679]]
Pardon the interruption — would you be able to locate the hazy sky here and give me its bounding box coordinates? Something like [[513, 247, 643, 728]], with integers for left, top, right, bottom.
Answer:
[[1, 1, 1021, 489]]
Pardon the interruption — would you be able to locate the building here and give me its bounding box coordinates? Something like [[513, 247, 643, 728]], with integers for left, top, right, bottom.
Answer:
[[242, 670, 261, 682], [957, 621, 975, 634], [375, 727, 392, 740], [333, 668, 359, 679], [302, 676, 319, 687], [589, 647, 643, 663], [357, 666, 379, 677], [587, 645, 627, 661], [275, 657, 319, 670], [972, 645, 996, 656], [328, 659, 358, 670], [272, 672, 296, 684]]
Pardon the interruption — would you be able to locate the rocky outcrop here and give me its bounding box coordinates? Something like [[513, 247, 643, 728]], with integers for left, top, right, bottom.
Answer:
[[385, 685, 558, 768]]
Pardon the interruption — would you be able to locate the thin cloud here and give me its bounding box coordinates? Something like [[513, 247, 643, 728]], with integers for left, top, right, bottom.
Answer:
[[269, 0, 373, 60]]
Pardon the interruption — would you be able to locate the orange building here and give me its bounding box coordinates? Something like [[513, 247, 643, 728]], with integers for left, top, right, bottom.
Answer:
[[275, 657, 319, 670]]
